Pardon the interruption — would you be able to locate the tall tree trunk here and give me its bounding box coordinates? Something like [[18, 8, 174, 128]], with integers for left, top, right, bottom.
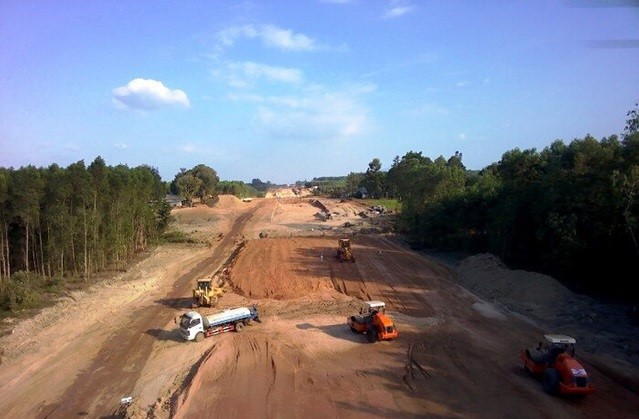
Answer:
[[31, 227, 39, 277], [25, 221, 30, 272], [39, 228, 45, 279], [0, 227, 4, 290], [83, 209, 88, 280], [46, 224, 52, 278], [4, 222, 9, 278], [70, 232, 76, 275]]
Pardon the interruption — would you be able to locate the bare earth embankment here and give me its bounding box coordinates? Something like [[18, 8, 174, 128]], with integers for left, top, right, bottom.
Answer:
[[1, 194, 637, 418]]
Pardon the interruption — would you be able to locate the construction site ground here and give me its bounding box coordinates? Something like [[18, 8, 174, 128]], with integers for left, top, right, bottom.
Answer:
[[0, 194, 638, 418]]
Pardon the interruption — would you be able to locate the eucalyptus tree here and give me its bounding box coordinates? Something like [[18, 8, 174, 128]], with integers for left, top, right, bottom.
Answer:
[[107, 164, 136, 263], [0, 169, 9, 284], [130, 165, 166, 252], [41, 164, 72, 277], [88, 157, 110, 271], [9, 165, 44, 273], [66, 161, 93, 277]]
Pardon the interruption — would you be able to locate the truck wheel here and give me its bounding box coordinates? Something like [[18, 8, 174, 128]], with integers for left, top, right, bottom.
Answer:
[[235, 321, 244, 332], [542, 368, 560, 395], [366, 329, 377, 343], [194, 332, 204, 343], [350, 326, 358, 333]]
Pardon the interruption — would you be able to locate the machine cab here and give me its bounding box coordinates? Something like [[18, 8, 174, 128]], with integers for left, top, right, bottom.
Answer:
[[196, 279, 212, 291], [542, 334, 576, 360], [360, 300, 386, 315]]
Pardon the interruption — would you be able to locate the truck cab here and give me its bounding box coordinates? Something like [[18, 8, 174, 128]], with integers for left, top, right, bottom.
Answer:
[[179, 311, 206, 341]]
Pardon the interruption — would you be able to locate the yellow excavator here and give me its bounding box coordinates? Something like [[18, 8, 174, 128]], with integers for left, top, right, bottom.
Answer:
[[192, 277, 226, 307]]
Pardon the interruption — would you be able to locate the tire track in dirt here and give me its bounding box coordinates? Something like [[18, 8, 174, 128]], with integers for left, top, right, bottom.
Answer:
[[40, 201, 268, 418], [173, 324, 375, 419]]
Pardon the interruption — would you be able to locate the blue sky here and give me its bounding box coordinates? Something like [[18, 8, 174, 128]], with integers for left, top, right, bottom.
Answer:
[[1, 1, 638, 184]]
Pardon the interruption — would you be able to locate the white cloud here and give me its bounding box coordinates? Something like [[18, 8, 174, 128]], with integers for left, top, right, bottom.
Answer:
[[241, 61, 303, 83], [114, 142, 128, 149], [456, 80, 469, 88], [173, 141, 240, 162], [250, 84, 376, 142], [218, 61, 303, 88], [216, 25, 258, 48], [226, 92, 266, 103], [383, 1, 415, 19], [180, 143, 198, 153], [459, 133, 467, 140], [215, 24, 317, 51], [407, 103, 449, 117], [261, 25, 316, 51], [112, 78, 190, 111]]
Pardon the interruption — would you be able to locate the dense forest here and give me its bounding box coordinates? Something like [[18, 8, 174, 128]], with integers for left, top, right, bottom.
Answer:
[[0, 158, 171, 311], [389, 134, 637, 300], [345, 104, 639, 302], [1, 104, 637, 312]]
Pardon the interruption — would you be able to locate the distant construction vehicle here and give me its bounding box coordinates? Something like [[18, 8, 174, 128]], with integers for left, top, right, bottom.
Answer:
[[347, 300, 398, 343], [192, 278, 226, 308], [336, 238, 355, 262]]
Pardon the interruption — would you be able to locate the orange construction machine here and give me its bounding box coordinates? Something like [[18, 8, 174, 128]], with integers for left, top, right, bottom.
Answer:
[[347, 300, 398, 343], [520, 334, 595, 397]]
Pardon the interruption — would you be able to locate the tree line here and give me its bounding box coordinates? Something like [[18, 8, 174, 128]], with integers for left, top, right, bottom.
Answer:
[[2, 104, 636, 307], [342, 104, 639, 301], [0, 157, 171, 310]]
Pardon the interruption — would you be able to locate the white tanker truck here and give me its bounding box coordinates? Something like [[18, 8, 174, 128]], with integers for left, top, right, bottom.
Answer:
[[179, 305, 260, 342]]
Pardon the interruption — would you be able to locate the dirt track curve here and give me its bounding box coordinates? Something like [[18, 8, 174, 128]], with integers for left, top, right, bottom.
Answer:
[[0, 195, 637, 419]]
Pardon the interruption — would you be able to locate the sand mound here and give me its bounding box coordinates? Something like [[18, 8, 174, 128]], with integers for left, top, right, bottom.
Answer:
[[457, 253, 573, 308], [215, 194, 244, 210]]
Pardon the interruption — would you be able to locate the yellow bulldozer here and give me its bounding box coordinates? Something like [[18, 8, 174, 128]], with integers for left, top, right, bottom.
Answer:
[[336, 238, 355, 262], [192, 277, 226, 308]]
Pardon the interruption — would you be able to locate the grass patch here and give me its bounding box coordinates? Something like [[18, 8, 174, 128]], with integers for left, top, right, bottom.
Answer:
[[156, 229, 198, 244], [0, 272, 67, 314]]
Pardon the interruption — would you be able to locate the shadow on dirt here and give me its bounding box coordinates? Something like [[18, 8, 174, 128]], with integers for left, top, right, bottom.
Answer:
[[155, 297, 197, 310], [296, 322, 366, 343], [145, 328, 183, 342]]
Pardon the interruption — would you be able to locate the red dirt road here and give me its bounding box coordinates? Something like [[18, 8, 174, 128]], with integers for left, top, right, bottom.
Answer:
[[0, 196, 637, 418]]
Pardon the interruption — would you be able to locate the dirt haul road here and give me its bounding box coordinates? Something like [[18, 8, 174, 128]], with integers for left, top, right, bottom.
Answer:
[[0, 195, 637, 418]]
